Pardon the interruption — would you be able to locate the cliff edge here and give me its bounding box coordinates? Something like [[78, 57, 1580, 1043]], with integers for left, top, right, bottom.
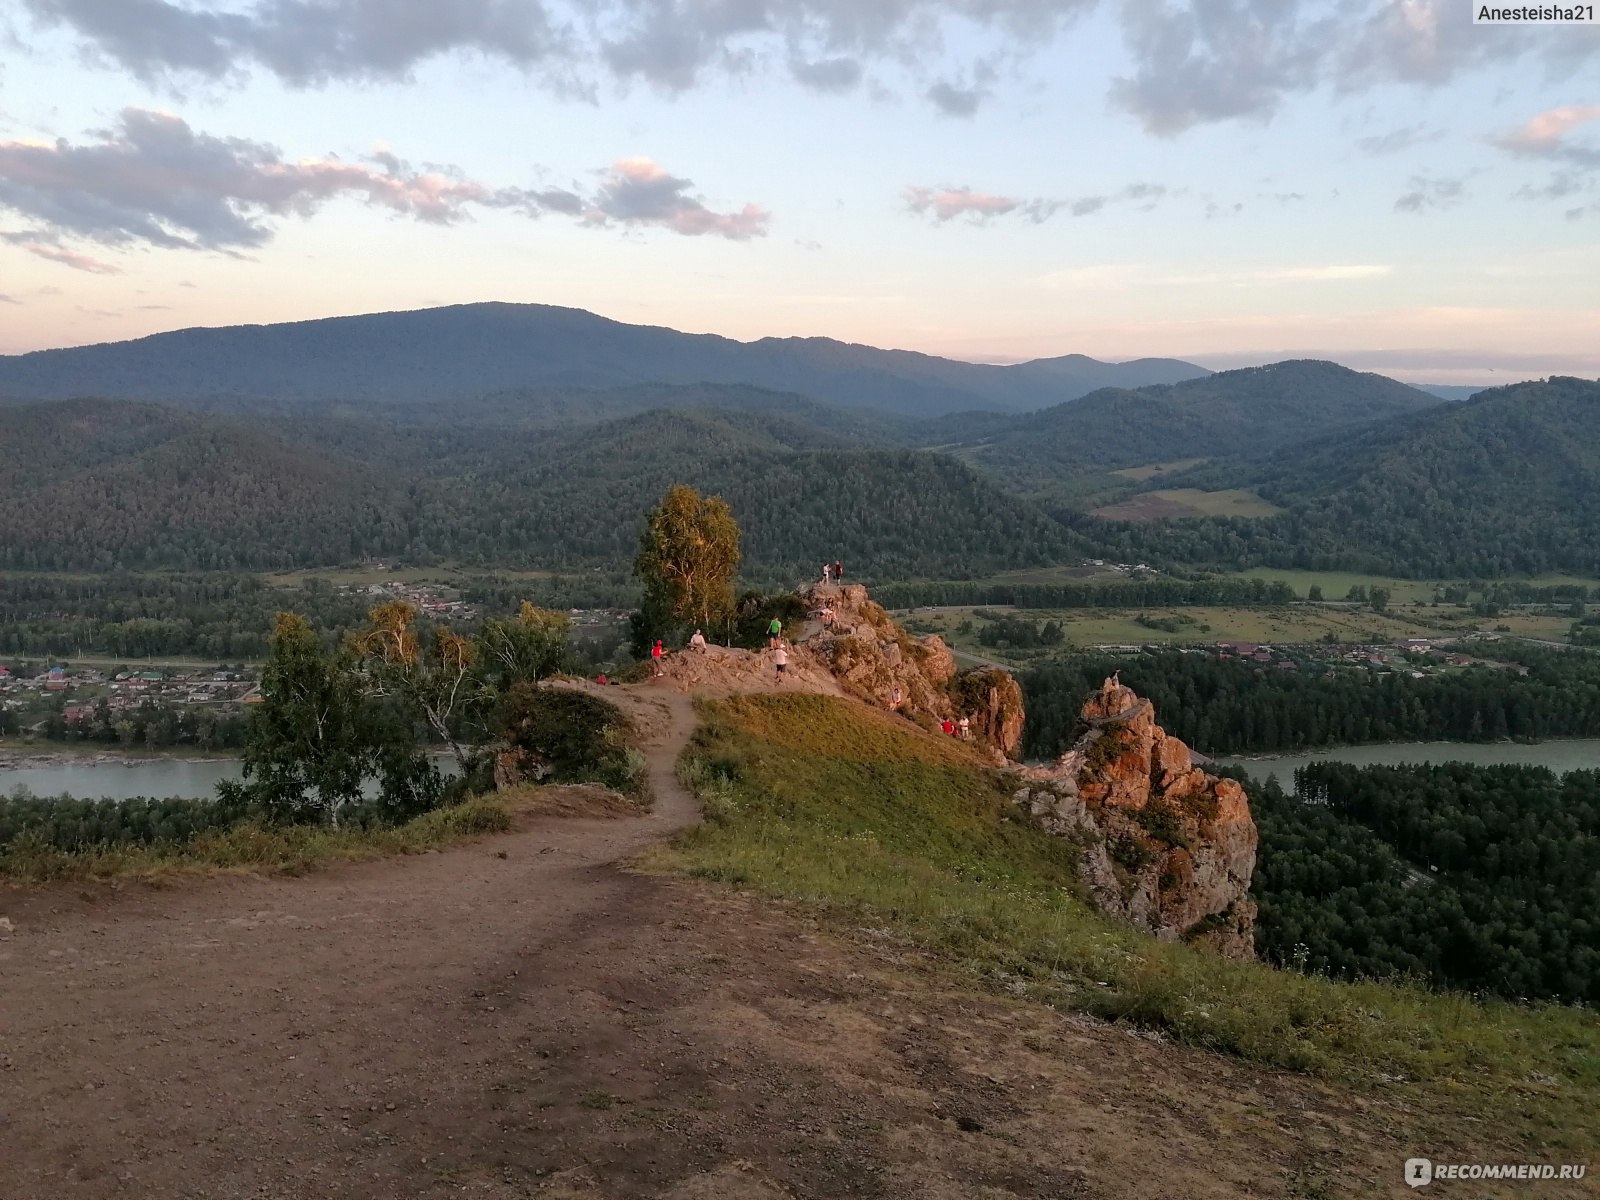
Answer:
[[1015, 676, 1258, 958]]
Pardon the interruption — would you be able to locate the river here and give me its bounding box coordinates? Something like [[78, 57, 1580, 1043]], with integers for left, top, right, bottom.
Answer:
[[1214, 738, 1600, 788], [0, 754, 457, 801]]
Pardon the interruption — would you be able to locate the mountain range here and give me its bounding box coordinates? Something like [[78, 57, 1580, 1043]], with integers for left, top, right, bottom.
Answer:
[[3, 304, 1596, 580], [0, 303, 1209, 418]]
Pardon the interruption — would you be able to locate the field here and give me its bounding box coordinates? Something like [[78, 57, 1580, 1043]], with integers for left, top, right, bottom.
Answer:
[[1226, 568, 1600, 605], [1093, 488, 1283, 521], [1110, 458, 1207, 482], [904, 604, 1464, 659]]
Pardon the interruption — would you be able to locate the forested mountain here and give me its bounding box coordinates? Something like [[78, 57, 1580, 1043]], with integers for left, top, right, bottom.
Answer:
[[919, 361, 1442, 497], [0, 399, 1074, 575], [0, 303, 1208, 417], [1090, 376, 1600, 577]]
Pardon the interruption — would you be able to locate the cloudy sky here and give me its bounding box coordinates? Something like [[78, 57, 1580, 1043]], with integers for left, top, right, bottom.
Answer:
[[1, 0, 1596, 382]]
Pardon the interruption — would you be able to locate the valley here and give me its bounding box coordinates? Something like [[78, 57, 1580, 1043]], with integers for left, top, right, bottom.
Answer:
[[3, 308, 1598, 1200]]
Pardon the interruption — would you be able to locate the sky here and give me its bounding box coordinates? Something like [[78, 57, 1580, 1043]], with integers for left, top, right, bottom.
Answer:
[[0, 1, 1596, 383]]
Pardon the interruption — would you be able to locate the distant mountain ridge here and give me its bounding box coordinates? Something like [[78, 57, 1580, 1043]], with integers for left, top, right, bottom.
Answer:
[[0, 303, 1210, 417], [916, 360, 1445, 502], [1086, 376, 1600, 577]]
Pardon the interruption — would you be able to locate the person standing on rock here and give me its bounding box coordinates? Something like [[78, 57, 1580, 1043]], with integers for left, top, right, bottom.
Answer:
[[773, 641, 788, 684], [689, 629, 707, 651], [767, 615, 783, 649], [888, 686, 903, 711], [834, 560, 844, 586], [959, 715, 971, 740], [651, 639, 665, 677]]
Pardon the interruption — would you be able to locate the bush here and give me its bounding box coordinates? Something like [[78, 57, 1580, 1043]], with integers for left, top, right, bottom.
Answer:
[[0, 787, 250, 855], [499, 684, 648, 797]]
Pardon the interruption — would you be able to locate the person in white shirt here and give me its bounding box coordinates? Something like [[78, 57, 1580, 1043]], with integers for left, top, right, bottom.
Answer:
[[689, 629, 707, 650], [773, 642, 789, 683]]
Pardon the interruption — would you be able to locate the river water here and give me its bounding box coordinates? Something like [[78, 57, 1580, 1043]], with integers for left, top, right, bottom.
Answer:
[[1214, 738, 1600, 788], [0, 755, 457, 801]]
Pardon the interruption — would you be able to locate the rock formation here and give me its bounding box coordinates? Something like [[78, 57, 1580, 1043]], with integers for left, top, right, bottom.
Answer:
[[800, 584, 1025, 757], [1015, 676, 1258, 958]]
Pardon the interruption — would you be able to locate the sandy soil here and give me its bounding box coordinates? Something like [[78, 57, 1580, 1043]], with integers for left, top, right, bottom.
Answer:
[[0, 682, 1574, 1200]]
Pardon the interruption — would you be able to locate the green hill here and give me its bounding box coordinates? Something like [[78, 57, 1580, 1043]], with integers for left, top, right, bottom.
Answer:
[[0, 399, 1075, 576], [1085, 376, 1600, 576], [924, 360, 1441, 501]]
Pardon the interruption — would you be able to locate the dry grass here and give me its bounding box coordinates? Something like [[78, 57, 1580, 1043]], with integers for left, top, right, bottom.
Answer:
[[0, 798, 513, 885]]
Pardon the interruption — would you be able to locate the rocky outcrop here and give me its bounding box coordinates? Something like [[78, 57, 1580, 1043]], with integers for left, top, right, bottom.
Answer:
[[1015, 676, 1258, 958], [800, 584, 1025, 758]]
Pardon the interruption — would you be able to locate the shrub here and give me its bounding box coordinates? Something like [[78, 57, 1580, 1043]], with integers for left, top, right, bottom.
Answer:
[[498, 684, 648, 797]]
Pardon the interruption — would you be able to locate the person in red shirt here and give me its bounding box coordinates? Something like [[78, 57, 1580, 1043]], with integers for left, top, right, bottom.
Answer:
[[651, 640, 664, 677], [941, 718, 955, 736]]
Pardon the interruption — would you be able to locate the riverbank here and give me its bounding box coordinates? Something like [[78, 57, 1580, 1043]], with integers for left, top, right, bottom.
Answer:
[[1215, 736, 1600, 787], [0, 743, 240, 770]]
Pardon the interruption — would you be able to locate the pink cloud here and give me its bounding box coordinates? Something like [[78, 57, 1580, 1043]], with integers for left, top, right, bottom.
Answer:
[[904, 185, 1020, 221], [1504, 105, 1600, 148]]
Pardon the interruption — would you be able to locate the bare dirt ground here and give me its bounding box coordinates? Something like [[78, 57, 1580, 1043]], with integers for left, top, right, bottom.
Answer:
[[0, 681, 1563, 1200]]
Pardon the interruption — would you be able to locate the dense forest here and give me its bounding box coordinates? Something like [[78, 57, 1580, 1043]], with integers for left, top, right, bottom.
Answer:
[[1021, 645, 1600, 758], [1091, 377, 1600, 577], [0, 574, 370, 660], [0, 400, 1074, 576], [921, 360, 1440, 499], [1246, 762, 1600, 1004]]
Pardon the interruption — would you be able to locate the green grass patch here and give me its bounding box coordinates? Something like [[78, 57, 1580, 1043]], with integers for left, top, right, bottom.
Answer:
[[652, 693, 1600, 1153], [0, 797, 512, 885], [1094, 488, 1283, 521], [1110, 458, 1208, 482]]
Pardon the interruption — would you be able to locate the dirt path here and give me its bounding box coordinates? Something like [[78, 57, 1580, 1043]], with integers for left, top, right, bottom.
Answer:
[[0, 683, 1541, 1200]]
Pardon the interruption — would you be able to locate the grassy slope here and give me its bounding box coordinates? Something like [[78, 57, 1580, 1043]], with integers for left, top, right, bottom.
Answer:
[[0, 798, 511, 884], [653, 693, 1599, 1153]]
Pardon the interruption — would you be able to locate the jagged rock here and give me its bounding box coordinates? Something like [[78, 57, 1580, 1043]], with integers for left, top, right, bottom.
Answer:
[[800, 584, 1024, 757], [1021, 676, 1258, 959]]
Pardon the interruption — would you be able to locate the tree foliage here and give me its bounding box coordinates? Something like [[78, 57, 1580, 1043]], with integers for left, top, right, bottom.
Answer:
[[633, 485, 741, 649], [1247, 762, 1600, 1004], [219, 613, 443, 825], [1022, 646, 1600, 758]]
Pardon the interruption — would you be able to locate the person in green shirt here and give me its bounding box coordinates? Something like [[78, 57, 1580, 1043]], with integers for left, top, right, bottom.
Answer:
[[767, 616, 783, 649]]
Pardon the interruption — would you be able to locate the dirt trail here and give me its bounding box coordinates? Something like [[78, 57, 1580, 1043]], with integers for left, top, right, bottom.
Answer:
[[0, 680, 1522, 1200]]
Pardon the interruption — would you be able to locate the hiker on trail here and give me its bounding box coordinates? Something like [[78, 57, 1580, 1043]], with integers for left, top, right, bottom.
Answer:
[[768, 616, 783, 648], [821, 604, 834, 628], [651, 639, 665, 677], [773, 642, 789, 683], [958, 715, 971, 739], [822, 563, 832, 586], [596, 672, 608, 686], [834, 561, 844, 585], [689, 629, 707, 651], [889, 686, 903, 711], [941, 717, 955, 736]]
